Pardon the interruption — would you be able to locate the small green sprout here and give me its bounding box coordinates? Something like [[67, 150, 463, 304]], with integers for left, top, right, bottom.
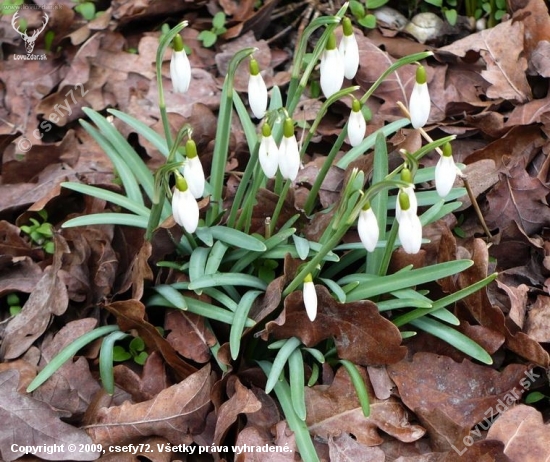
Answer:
[[198, 12, 227, 48], [20, 210, 54, 254]]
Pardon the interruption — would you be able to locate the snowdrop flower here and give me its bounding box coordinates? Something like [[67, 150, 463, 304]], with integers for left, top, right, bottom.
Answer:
[[339, 17, 359, 80], [348, 98, 366, 147], [170, 34, 191, 94], [172, 175, 199, 234], [358, 204, 379, 252], [278, 118, 300, 181], [435, 142, 457, 198], [320, 32, 345, 98], [395, 167, 417, 222], [258, 123, 279, 178], [408, 65, 430, 129], [248, 58, 268, 119], [397, 190, 422, 254], [303, 273, 317, 321], [183, 139, 205, 199]]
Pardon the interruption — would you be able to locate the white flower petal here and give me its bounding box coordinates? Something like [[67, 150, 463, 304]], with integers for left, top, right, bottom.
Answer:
[[320, 48, 345, 98], [339, 34, 359, 80], [409, 81, 430, 129], [358, 208, 379, 252], [248, 73, 268, 119], [172, 188, 199, 233], [278, 135, 300, 181], [348, 108, 366, 147], [259, 134, 279, 178], [303, 281, 317, 321], [395, 186, 417, 222], [170, 50, 191, 94], [183, 156, 205, 199], [435, 154, 457, 198], [398, 208, 422, 254]]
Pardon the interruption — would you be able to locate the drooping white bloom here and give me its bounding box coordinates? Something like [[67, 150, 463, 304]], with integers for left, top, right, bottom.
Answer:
[[358, 206, 379, 252], [172, 177, 199, 233], [348, 98, 366, 147], [339, 17, 359, 80], [170, 35, 191, 94], [248, 58, 268, 119], [258, 123, 279, 178], [409, 65, 430, 129], [303, 274, 317, 321], [435, 142, 457, 198], [278, 118, 300, 181], [183, 139, 205, 199], [320, 33, 345, 99], [397, 190, 422, 254]]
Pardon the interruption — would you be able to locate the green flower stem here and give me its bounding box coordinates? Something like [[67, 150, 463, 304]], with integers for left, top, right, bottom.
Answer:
[[207, 47, 257, 225], [237, 168, 265, 233], [155, 22, 188, 149], [269, 180, 292, 236]]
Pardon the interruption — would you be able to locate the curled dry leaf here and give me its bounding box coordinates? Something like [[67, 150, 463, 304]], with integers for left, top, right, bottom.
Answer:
[[306, 366, 425, 446], [263, 285, 406, 366], [0, 369, 99, 461], [487, 404, 550, 462], [0, 234, 69, 360], [85, 365, 215, 446]]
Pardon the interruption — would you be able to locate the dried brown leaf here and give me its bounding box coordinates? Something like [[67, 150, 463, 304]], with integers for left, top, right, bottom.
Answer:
[[328, 432, 385, 461], [0, 369, 98, 461], [264, 285, 406, 366], [306, 366, 425, 445], [85, 365, 214, 446]]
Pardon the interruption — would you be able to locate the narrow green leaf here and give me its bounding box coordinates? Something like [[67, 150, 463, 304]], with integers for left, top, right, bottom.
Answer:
[[319, 278, 346, 303], [205, 241, 228, 275], [410, 317, 493, 364], [100, 331, 130, 395], [265, 337, 301, 394], [292, 235, 310, 261], [303, 347, 325, 364], [289, 349, 307, 420], [154, 285, 188, 310], [190, 247, 211, 285], [257, 361, 320, 462], [338, 360, 370, 417], [209, 226, 267, 251], [230, 290, 263, 359], [27, 325, 119, 392], [188, 273, 268, 291], [61, 183, 150, 217], [377, 298, 432, 312], [62, 213, 149, 229], [429, 308, 460, 325]]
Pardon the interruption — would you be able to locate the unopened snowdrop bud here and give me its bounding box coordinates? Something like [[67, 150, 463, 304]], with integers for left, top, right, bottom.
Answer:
[[348, 98, 366, 147], [395, 167, 417, 221], [409, 65, 430, 129], [397, 191, 422, 254], [278, 118, 300, 181], [358, 204, 379, 252], [320, 33, 345, 98], [435, 142, 457, 198], [172, 175, 199, 234], [303, 273, 317, 321], [183, 139, 205, 199], [248, 58, 268, 119], [339, 17, 359, 80], [259, 123, 279, 178], [170, 35, 191, 94]]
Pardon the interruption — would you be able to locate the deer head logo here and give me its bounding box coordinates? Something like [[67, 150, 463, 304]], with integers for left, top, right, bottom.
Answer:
[[11, 11, 49, 54]]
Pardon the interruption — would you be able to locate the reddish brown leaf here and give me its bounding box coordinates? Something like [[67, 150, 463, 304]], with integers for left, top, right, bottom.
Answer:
[[306, 366, 425, 446], [0, 369, 99, 461], [263, 285, 406, 366], [85, 365, 214, 446], [487, 404, 550, 462], [0, 235, 69, 359], [104, 300, 197, 379]]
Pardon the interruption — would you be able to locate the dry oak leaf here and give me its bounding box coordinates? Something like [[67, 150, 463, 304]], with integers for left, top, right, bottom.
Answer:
[[487, 404, 550, 462], [263, 285, 406, 366], [0, 369, 98, 462], [438, 17, 531, 102], [388, 353, 530, 429], [306, 366, 425, 446], [85, 364, 215, 446]]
